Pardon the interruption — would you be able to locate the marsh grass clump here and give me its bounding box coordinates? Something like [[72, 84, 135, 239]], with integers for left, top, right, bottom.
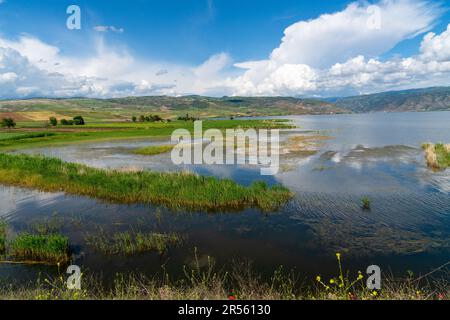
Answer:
[[10, 233, 70, 264], [133, 145, 173, 156], [361, 197, 371, 210], [85, 229, 182, 255], [422, 143, 450, 170], [0, 153, 292, 211], [29, 214, 64, 235]]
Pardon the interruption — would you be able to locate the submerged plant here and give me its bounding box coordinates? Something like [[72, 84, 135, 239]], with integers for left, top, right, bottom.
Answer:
[[361, 197, 371, 210], [85, 229, 182, 255]]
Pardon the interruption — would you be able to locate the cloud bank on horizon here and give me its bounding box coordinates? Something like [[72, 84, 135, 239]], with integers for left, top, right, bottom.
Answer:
[[0, 0, 449, 99]]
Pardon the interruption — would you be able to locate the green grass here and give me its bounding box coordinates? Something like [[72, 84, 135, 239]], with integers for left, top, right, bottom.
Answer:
[[133, 145, 173, 156], [0, 132, 56, 141], [85, 230, 181, 255], [0, 153, 292, 211], [434, 144, 450, 169], [9, 233, 69, 264], [422, 143, 450, 170], [0, 119, 293, 151]]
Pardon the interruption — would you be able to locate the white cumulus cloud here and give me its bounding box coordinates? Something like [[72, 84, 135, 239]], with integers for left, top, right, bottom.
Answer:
[[0, 0, 449, 99]]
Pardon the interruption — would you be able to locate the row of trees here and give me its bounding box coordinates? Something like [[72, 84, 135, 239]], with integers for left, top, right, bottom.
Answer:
[[50, 116, 85, 126], [178, 113, 199, 121], [132, 114, 165, 123], [1, 116, 86, 130]]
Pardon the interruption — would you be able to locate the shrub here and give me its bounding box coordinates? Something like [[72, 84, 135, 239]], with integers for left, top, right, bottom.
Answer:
[[1, 118, 16, 129], [73, 116, 85, 125], [60, 119, 73, 125], [49, 117, 58, 126]]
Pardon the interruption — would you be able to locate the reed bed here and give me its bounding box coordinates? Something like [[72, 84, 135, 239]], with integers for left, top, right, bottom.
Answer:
[[133, 145, 173, 156], [9, 233, 70, 264], [85, 230, 182, 255], [0, 153, 292, 211], [422, 143, 450, 170]]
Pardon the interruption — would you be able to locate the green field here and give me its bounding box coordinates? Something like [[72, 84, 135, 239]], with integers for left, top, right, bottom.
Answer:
[[0, 119, 293, 151]]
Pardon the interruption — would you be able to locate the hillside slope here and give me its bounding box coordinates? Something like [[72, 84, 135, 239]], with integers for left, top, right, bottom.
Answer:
[[333, 87, 450, 113], [0, 96, 344, 122]]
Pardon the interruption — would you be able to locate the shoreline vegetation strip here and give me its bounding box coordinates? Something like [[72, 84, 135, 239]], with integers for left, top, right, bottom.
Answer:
[[0, 153, 292, 211]]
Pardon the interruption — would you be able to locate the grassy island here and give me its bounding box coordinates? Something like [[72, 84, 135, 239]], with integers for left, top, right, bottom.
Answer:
[[0, 153, 292, 211]]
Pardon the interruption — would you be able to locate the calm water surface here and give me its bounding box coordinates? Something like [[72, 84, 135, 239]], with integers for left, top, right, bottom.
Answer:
[[1, 112, 449, 285]]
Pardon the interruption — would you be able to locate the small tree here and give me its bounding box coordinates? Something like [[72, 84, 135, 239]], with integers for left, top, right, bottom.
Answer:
[[139, 115, 145, 122], [73, 116, 85, 125], [1, 118, 16, 129], [132, 116, 137, 122], [60, 119, 73, 125], [49, 117, 58, 126]]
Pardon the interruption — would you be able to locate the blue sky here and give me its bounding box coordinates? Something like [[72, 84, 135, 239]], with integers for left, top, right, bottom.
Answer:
[[0, 0, 449, 98]]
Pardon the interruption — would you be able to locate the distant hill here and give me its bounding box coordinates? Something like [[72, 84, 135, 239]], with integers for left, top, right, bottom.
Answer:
[[1, 87, 449, 123], [332, 87, 450, 113], [0, 96, 344, 122]]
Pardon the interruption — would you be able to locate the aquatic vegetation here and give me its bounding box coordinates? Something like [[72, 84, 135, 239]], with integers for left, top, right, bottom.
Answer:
[[133, 144, 173, 156], [0, 220, 6, 255], [0, 153, 292, 211], [361, 197, 371, 210], [9, 233, 70, 264], [422, 143, 450, 170], [85, 230, 182, 255], [29, 214, 64, 235], [282, 134, 332, 157]]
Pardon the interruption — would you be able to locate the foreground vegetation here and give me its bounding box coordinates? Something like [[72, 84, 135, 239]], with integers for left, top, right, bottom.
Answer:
[[0, 153, 292, 211], [0, 253, 447, 300], [422, 143, 450, 170]]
